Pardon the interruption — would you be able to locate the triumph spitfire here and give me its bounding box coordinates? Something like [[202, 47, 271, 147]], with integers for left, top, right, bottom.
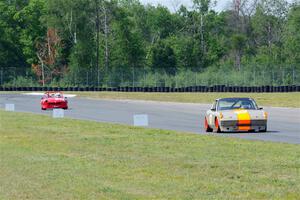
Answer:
[[41, 92, 68, 110], [205, 98, 268, 133]]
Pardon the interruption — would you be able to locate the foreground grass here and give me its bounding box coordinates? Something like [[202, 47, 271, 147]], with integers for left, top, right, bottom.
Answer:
[[74, 92, 300, 108], [1, 110, 300, 199]]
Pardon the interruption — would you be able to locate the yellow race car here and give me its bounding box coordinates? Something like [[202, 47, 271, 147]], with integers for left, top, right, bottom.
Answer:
[[205, 98, 268, 133]]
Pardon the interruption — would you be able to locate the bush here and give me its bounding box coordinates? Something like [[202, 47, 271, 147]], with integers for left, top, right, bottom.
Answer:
[[3, 76, 37, 87]]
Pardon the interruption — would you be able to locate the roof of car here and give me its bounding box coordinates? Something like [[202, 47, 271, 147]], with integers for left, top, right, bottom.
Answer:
[[217, 98, 254, 101], [44, 91, 64, 97], [45, 91, 63, 94]]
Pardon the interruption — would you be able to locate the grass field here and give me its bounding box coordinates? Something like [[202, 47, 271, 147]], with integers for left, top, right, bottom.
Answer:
[[73, 92, 300, 108], [1, 110, 300, 199]]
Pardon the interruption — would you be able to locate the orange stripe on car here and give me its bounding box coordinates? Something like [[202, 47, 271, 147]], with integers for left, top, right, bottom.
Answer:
[[235, 109, 251, 131]]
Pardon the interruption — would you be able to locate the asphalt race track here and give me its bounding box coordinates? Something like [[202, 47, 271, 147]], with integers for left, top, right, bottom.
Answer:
[[1, 93, 300, 144]]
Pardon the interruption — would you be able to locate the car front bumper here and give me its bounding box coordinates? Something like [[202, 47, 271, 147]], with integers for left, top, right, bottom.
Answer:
[[220, 119, 267, 132]]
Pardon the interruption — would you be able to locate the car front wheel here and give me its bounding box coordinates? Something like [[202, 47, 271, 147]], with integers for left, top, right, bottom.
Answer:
[[214, 118, 221, 133], [204, 117, 213, 132], [260, 125, 267, 132]]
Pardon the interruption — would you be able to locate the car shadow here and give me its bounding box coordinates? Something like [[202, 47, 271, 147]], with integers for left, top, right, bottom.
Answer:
[[42, 108, 72, 111], [219, 130, 279, 134]]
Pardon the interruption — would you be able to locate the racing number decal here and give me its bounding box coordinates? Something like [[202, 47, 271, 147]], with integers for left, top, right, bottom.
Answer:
[[235, 110, 251, 131]]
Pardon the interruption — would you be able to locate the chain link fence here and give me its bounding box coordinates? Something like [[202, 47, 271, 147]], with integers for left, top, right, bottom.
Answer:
[[1, 66, 299, 87]]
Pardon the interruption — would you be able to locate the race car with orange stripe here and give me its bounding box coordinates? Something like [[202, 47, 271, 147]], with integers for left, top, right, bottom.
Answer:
[[204, 98, 268, 133]]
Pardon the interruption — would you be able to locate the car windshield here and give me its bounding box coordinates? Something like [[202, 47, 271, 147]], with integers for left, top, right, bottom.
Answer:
[[54, 93, 62, 98], [217, 98, 258, 111], [48, 93, 62, 98]]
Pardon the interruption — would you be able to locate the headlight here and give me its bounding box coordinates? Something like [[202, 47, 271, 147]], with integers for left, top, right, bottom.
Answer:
[[263, 111, 268, 119], [219, 112, 223, 119]]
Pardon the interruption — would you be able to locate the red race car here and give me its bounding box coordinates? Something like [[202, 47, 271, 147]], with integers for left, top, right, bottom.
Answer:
[[41, 92, 68, 110]]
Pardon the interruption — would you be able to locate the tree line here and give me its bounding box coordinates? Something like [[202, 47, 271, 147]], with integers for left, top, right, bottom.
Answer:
[[0, 0, 299, 86]]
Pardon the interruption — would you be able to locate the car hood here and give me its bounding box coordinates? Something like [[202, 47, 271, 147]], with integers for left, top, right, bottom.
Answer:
[[220, 109, 266, 120]]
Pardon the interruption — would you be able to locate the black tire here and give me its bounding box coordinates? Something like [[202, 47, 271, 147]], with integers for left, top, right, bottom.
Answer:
[[214, 117, 222, 133], [41, 107, 46, 110], [260, 125, 267, 132], [205, 117, 213, 132]]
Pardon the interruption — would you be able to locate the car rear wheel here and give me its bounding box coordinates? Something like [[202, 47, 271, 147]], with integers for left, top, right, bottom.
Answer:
[[204, 117, 213, 132], [214, 118, 221, 133]]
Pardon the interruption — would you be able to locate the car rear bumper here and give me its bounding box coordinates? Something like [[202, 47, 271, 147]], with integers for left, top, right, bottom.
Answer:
[[42, 102, 68, 109]]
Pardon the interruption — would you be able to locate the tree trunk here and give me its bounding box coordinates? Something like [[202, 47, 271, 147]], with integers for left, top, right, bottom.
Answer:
[[95, 0, 100, 78], [268, 21, 272, 55], [200, 14, 204, 53], [236, 50, 241, 71], [37, 53, 45, 87], [104, 6, 109, 73]]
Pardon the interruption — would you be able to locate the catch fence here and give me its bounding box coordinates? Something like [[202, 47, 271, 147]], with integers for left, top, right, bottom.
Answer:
[[1, 66, 299, 88]]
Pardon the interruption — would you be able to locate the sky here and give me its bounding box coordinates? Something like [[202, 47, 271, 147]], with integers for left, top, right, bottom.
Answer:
[[140, 0, 232, 12], [140, 0, 296, 12]]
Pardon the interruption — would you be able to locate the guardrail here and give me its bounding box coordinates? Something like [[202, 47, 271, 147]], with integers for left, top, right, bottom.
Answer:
[[0, 85, 300, 92]]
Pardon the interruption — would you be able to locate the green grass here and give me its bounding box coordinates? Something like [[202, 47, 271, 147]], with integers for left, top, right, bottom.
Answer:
[[1, 110, 300, 199], [73, 92, 300, 108]]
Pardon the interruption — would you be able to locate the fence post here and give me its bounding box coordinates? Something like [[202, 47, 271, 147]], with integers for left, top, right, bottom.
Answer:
[[282, 68, 285, 85], [254, 69, 256, 86], [292, 67, 295, 85], [86, 71, 89, 86], [272, 70, 274, 86], [74, 69, 77, 86], [121, 70, 124, 87], [144, 66, 146, 87], [155, 71, 157, 87], [97, 69, 100, 87], [243, 70, 245, 86], [164, 69, 167, 87], [186, 71, 189, 87], [0, 69, 3, 85], [12, 68, 15, 87], [175, 70, 178, 88], [132, 66, 135, 88]]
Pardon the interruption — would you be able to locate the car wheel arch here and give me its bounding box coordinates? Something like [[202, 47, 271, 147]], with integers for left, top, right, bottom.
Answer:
[[214, 116, 222, 133]]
